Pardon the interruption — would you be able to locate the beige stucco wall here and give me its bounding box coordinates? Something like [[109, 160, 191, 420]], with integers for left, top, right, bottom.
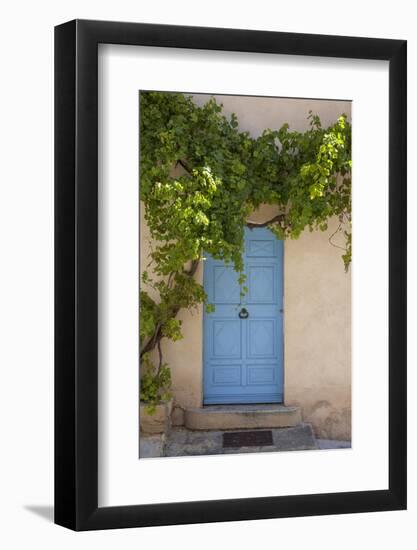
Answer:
[[141, 94, 351, 440], [283, 215, 351, 440]]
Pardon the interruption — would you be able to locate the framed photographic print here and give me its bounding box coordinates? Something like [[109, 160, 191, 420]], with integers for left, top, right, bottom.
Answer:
[[55, 19, 406, 530]]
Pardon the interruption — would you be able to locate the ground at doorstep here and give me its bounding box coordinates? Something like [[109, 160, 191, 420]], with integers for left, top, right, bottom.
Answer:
[[139, 423, 351, 458]]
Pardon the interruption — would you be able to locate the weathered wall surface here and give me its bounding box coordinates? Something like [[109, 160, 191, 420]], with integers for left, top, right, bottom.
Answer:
[[283, 215, 351, 440], [141, 94, 351, 439]]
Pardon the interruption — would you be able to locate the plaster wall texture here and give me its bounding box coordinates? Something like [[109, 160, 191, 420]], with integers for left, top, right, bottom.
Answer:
[[140, 94, 351, 439]]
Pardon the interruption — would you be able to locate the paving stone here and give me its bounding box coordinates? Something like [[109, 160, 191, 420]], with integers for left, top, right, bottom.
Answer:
[[317, 439, 351, 449], [164, 428, 223, 456], [163, 423, 317, 457], [139, 434, 165, 458]]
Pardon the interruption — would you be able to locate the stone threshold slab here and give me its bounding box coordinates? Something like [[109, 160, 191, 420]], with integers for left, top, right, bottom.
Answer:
[[185, 404, 302, 430]]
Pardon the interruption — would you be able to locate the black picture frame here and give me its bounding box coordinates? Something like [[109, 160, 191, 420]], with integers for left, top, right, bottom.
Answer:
[[55, 19, 407, 531]]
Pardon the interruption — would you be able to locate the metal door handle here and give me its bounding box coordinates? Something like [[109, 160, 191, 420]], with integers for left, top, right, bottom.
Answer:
[[239, 307, 249, 319]]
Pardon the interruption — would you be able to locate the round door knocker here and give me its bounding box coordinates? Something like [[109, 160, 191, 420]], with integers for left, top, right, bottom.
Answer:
[[238, 307, 249, 319]]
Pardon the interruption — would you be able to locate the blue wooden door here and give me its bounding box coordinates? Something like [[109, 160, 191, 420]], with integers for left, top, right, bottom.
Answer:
[[203, 227, 283, 404]]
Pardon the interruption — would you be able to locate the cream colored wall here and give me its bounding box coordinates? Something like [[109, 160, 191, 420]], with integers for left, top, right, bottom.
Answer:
[[192, 94, 351, 137], [283, 216, 351, 440], [141, 95, 351, 439]]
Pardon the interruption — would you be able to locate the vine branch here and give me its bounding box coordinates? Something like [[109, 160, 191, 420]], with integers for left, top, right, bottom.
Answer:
[[176, 158, 193, 175], [139, 258, 200, 359], [246, 214, 288, 229], [328, 223, 348, 252]]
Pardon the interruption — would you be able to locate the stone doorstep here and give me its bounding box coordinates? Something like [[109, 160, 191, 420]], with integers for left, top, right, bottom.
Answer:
[[184, 404, 302, 431]]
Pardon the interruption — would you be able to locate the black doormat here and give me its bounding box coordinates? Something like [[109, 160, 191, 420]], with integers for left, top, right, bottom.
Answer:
[[223, 430, 273, 448]]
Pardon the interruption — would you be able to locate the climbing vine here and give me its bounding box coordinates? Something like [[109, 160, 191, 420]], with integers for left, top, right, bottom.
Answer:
[[139, 91, 351, 405]]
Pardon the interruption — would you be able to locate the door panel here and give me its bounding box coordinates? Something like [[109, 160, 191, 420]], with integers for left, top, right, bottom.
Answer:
[[247, 265, 276, 303], [247, 364, 277, 385], [212, 320, 241, 358], [247, 319, 276, 358], [203, 227, 283, 404], [213, 265, 240, 303]]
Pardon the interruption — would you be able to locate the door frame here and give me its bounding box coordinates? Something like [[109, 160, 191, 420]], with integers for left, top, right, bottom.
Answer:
[[202, 229, 284, 406]]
